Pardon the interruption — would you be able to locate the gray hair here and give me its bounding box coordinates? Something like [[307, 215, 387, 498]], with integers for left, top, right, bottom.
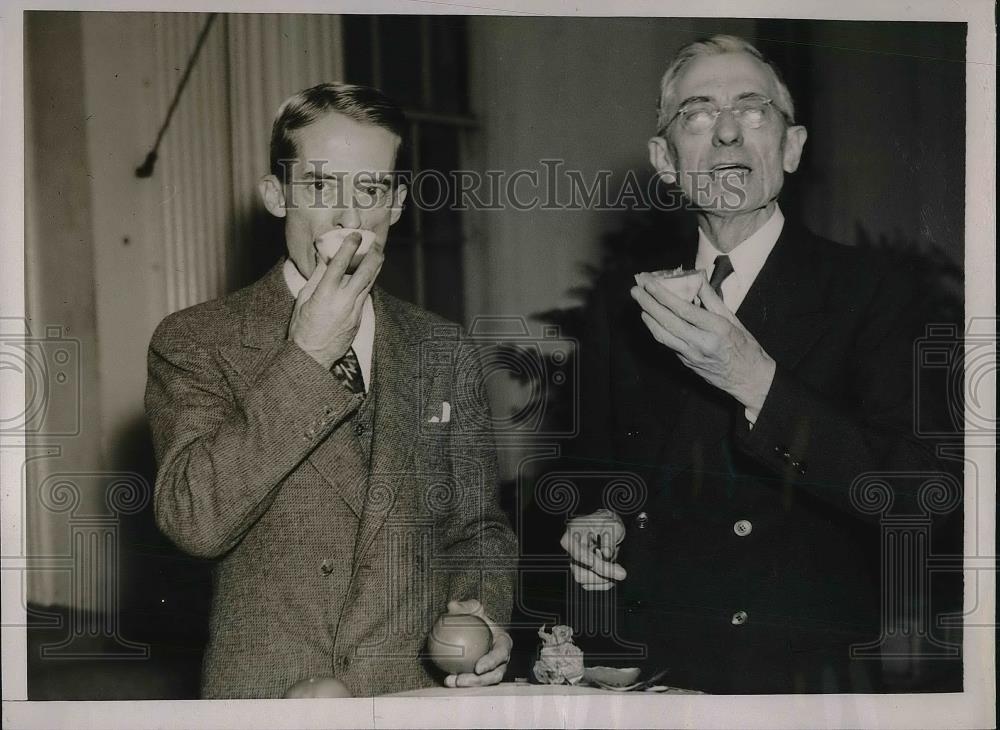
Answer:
[[655, 34, 796, 134]]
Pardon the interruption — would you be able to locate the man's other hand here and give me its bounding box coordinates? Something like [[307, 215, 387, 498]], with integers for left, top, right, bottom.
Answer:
[[560, 509, 627, 591], [632, 272, 776, 415], [442, 599, 512, 688], [288, 231, 384, 369]]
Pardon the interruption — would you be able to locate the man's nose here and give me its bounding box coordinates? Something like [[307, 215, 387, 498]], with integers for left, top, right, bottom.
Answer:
[[712, 108, 743, 146], [338, 198, 362, 228]]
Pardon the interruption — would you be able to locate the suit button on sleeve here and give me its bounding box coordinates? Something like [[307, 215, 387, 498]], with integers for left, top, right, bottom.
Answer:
[[733, 519, 752, 537], [731, 610, 748, 626]]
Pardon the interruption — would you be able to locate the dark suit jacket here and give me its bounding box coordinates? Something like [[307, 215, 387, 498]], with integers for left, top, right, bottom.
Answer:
[[145, 260, 517, 698], [564, 219, 944, 693]]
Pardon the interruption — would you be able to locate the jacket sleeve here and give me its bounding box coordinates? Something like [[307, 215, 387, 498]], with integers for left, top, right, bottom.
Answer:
[[733, 261, 949, 519], [144, 317, 360, 558], [437, 337, 518, 626]]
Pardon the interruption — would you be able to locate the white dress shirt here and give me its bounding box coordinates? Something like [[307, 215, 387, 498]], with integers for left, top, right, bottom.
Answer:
[[283, 258, 374, 393], [694, 205, 784, 425], [695, 205, 784, 313]]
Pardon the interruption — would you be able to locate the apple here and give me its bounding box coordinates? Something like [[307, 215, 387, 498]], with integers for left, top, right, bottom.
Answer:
[[283, 676, 353, 698], [426, 612, 493, 675], [315, 228, 377, 271]]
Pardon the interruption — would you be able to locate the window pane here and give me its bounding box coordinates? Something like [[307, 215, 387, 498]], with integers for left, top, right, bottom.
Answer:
[[341, 15, 374, 87], [429, 16, 469, 114], [376, 15, 424, 108]]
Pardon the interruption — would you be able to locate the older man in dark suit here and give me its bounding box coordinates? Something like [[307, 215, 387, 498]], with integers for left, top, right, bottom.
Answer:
[[145, 83, 516, 698], [559, 36, 947, 693]]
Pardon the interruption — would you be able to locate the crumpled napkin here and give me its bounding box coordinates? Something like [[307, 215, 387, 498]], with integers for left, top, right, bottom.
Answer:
[[532, 624, 585, 685]]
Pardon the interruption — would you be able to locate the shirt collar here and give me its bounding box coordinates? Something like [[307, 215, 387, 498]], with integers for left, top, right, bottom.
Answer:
[[695, 205, 784, 289]]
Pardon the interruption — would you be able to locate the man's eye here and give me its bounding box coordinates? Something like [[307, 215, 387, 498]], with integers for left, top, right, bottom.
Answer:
[[312, 180, 328, 191], [686, 108, 714, 123]]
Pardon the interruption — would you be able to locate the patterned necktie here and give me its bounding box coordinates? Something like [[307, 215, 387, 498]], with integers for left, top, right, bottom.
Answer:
[[708, 255, 735, 303], [331, 347, 365, 395]]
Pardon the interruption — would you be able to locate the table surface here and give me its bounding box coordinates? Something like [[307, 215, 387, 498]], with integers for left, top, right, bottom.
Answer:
[[387, 682, 702, 697]]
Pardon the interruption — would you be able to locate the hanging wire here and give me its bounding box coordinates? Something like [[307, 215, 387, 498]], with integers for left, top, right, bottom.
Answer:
[[135, 13, 219, 178]]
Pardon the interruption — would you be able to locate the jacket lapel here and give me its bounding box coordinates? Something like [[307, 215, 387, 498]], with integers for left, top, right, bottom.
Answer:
[[217, 260, 295, 381], [353, 288, 424, 564], [735, 220, 830, 370]]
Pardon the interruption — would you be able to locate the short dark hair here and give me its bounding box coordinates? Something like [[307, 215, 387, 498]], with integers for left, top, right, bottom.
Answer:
[[269, 82, 409, 182]]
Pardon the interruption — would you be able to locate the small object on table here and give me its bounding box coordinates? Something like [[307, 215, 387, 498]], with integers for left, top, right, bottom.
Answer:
[[582, 666, 641, 688], [426, 612, 494, 676], [532, 624, 584, 685], [283, 676, 353, 698]]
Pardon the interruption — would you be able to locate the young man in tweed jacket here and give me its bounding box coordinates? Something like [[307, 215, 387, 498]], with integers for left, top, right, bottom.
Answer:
[[145, 83, 517, 698]]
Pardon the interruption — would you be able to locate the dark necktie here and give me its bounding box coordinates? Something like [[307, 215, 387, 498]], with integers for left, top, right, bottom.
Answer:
[[332, 347, 365, 396], [708, 255, 735, 302]]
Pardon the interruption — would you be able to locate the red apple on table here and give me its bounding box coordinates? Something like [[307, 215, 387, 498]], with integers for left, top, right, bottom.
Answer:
[[426, 612, 493, 675]]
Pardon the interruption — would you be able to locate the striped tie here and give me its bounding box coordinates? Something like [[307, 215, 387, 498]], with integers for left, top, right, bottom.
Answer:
[[331, 347, 365, 395]]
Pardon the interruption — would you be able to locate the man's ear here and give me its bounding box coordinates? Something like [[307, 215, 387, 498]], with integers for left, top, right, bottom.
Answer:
[[258, 174, 287, 218], [388, 183, 408, 226], [782, 125, 808, 173], [648, 136, 677, 184]]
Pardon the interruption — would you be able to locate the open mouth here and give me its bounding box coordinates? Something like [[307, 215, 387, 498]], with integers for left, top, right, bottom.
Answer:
[[710, 163, 752, 179]]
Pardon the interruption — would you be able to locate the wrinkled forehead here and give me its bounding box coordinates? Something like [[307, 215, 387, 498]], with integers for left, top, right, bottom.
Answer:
[[671, 51, 779, 108]]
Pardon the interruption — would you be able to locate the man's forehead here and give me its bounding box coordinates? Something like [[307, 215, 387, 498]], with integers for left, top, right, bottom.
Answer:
[[291, 111, 399, 170], [673, 52, 777, 101]]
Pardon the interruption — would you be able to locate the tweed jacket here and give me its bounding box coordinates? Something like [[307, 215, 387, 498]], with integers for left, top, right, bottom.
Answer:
[[561, 219, 949, 693], [145, 260, 517, 698]]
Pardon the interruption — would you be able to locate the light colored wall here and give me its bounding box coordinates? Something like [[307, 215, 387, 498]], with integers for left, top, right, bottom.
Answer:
[[463, 17, 756, 323], [24, 11, 106, 606]]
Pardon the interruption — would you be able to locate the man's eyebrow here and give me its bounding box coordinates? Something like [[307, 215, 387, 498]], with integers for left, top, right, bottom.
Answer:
[[678, 95, 713, 108], [735, 91, 770, 101], [300, 169, 344, 180], [354, 172, 394, 185]]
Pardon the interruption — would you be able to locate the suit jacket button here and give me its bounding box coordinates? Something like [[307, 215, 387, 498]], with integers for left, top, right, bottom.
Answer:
[[733, 519, 752, 537], [635, 511, 649, 529], [731, 610, 748, 626], [320, 560, 335, 576], [355, 422, 366, 436]]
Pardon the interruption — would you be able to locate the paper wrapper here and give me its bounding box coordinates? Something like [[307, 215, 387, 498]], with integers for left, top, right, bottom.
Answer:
[[532, 625, 584, 685], [642, 267, 704, 304]]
